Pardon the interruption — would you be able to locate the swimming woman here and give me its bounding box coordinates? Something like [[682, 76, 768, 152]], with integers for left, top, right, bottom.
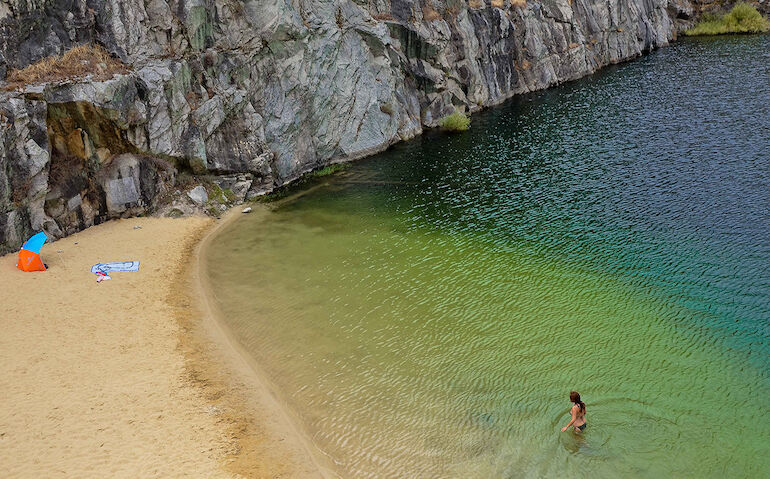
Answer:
[[561, 391, 586, 432]]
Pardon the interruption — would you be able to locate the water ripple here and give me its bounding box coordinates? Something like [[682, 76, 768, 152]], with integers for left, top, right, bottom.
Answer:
[[207, 36, 770, 478]]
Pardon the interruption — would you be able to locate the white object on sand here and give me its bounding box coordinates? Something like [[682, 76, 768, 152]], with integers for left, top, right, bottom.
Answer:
[[91, 261, 140, 273], [242, 207, 252, 214]]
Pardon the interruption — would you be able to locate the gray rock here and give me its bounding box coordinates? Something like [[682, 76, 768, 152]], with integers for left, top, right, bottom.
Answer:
[[2, 0, 679, 181], [98, 154, 174, 218], [213, 174, 253, 203], [187, 185, 208, 205], [106, 177, 140, 212], [0, 0, 695, 253], [231, 178, 253, 202], [66, 194, 82, 211]]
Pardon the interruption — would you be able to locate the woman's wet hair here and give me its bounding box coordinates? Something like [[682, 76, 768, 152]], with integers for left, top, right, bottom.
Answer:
[[570, 391, 585, 412]]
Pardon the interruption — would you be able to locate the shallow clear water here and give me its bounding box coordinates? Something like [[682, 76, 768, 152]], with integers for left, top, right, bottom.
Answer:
[[206, 36, 770, 478]]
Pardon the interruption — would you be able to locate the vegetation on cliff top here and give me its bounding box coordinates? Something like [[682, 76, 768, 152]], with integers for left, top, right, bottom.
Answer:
[[685, 3, 770, 36], [5, 44, 129, 87], [439, 112, 471, 132]]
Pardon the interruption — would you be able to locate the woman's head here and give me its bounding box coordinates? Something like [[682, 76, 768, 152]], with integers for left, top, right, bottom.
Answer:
[[570, 391, 585, 411]]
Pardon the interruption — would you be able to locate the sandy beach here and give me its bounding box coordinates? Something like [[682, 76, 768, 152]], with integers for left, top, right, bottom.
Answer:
[[0, 216, 324, 478]]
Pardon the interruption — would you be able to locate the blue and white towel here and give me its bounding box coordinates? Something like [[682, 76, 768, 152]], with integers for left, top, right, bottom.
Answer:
[[90, 261, 140, 273]]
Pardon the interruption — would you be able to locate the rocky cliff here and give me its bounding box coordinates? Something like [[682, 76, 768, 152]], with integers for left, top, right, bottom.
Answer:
[[0, 0, 695, 254]]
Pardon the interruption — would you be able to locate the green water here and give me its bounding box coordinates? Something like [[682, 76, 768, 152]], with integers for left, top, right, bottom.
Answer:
[[207, 36, 770, 478]]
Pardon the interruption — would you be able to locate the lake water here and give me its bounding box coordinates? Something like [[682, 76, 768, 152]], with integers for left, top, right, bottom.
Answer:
[[206, 35, 770, 478]]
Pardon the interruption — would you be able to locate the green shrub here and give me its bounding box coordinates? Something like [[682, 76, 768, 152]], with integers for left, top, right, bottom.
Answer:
[[685, 3, 770, 35], [222, 188, 236, 202], [309, 163, 349, 178], [439, 111, 471, 132]]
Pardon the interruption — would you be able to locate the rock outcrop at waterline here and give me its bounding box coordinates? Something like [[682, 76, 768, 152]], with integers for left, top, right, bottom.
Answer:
[[0, 0, 690, 254]]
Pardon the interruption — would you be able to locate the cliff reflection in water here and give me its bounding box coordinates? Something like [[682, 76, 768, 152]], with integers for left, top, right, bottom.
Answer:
[[206, 35, 770, 479]]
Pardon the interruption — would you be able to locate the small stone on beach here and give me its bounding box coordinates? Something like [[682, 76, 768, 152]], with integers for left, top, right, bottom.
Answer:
[[242, 207, 252, 214]]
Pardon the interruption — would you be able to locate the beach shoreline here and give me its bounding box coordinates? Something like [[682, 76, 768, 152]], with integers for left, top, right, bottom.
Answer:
[[0, 213, 326, 478], [188, 207, 336, 479]]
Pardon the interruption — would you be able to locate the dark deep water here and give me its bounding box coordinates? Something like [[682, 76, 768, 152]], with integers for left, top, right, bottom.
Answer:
[[207, 36, 770, 478]]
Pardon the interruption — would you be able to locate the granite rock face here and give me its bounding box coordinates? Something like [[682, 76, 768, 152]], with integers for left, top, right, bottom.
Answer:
[[0, 96, 57, 250], [0, 91, 177, 253], [0, 0, 689, 253]]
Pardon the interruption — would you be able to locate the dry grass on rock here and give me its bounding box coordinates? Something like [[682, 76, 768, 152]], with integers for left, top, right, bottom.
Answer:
[[422, 4, 442, 21], [5, 44, 129, 87]]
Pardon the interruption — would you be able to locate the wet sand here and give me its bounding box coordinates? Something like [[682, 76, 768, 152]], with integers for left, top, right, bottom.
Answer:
[[0, 216, 324, 478]]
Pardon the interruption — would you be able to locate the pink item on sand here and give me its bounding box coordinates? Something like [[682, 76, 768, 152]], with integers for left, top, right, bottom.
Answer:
[[96, 272, 111, 283]]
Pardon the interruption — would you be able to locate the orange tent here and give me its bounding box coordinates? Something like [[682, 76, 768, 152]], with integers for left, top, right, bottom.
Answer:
[[17, 232, 47, 272]]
